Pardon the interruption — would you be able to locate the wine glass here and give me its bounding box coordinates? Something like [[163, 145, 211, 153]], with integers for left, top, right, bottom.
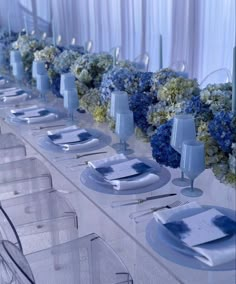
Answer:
[[36, 74, 50, 102], [171, 114, 196, 186], [32, 61, 46, 80], [115, 111, 134, 154], [60, 73, 75, 97], [110, 91, 129, 118], [64, 88, 79, 121], [180, 140, 205, 197], [12, 61, 24, 87]]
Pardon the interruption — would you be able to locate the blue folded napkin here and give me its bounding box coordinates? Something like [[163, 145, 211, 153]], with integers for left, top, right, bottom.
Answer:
[[14, 109, 50, 117], [48, 132, 92, 143]]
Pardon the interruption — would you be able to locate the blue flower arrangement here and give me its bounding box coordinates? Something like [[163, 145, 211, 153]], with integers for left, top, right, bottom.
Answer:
[[151, 68, 181, 96], [150, 119, 181, 168], [208, 111, 236, 153], [136, 71, 153, 93], [129, 92, 153, 133], [100, 66, 136, 103], [51, 74, 61, 97]]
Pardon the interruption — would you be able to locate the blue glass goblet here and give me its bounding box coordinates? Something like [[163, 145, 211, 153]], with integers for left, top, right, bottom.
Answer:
[[36, 74, 50, 102], [115, 111, 134, 154], [64, 88, 79, 121], [171, 114, 196, 187], [180, 140, 205, 197]]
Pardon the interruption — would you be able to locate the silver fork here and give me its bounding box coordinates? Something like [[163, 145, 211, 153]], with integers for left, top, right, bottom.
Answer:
[[129, 201, 188, 223]]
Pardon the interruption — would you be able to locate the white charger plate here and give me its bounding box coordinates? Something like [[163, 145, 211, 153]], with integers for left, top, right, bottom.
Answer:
[[146, 205, 236, 271]]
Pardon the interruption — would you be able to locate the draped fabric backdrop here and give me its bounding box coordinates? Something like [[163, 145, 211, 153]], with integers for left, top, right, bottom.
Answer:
[[0, 0, 235, 81]]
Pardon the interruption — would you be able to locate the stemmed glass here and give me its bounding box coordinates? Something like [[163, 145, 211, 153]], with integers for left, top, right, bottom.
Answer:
[[36, 74, 50, 102], [12, 61, 24, 88], [64, 88, 79, 121], [115, 111, 134, 154], [180, 140, 205, 197], [171, 114, 196, 186]]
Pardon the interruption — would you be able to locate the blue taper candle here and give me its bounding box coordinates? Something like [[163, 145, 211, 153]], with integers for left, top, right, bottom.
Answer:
[[159, 34, 163, 69], [232, 47, 236, 113]]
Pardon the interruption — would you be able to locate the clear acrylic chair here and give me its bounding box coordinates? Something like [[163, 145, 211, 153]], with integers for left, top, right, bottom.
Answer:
[[110, 46, 120, 66], [0, 133, 26, 164], [0, 233, 133, 283], [169, 60, 188, 78], [71, 37, 76, 46], [57, 35, 62, 46], [0, 157, 52, 201], [170, 60, 187, 72], [133, 52, 149, 72], [84, 40, 93, 53], [41, 32, 47, 40], [0, 189, 78, 254], [200, 68, 232, 88], [0, 240, 35, 283]]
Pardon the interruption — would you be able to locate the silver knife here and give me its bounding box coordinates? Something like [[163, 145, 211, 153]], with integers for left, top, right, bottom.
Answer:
[[111, 193, 177, 207]]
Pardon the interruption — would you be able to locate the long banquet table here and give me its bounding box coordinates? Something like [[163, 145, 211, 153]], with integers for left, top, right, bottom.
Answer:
[[0, 95, 235, 284]]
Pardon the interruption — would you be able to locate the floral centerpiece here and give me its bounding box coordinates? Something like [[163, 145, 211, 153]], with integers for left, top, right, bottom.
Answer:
[[149, 77, 200, 168], [34, 45, 61, 94], [34, 45, 61, 69], [196, 83, 236, 185], [50, 49, 81, 96], [149, 80, 236, 186], [71, 53, 113, 97]]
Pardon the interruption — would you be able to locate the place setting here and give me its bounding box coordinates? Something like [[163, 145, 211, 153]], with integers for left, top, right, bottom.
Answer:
[[0, 86, 32, 106], [80, 153, 171, 195], [37, 124, 111, 154], [5, 104, 64, 125], [145, 201, 236, 271]]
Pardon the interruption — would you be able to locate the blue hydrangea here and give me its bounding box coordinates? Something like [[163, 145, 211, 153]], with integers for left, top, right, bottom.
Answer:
[[129, 92, 153, 132], [208, 111, 236, 153], [136, 71, 153, 92], [150, 119, 181, 168], [100, 66, 136, 103], [184, 95, 211, 122], [51, 74, 61, 97], [151, 68, 181, 96]]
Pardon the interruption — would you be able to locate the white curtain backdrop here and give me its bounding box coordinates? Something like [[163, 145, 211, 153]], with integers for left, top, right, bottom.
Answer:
[[0, 0, 235, 81]]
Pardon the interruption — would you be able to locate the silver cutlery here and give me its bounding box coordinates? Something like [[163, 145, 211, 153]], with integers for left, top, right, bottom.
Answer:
[[54, 151, 107, 162], [111, 193, 177, 208], [66, 161, 89, 169], [129, 201, 188, 223], [32, 124, 66, 130]]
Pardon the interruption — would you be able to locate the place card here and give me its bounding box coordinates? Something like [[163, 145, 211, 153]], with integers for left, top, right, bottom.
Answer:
[[164, 208, 236, 247]]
